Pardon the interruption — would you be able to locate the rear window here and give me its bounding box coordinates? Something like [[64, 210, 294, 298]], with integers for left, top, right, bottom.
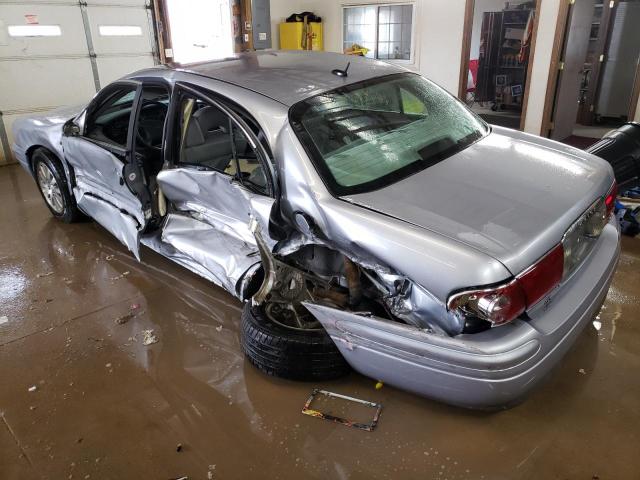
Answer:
[[289, 73, 488, 196]]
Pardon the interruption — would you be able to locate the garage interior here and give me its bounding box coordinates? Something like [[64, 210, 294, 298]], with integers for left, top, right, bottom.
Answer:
[[1, 1, 640, 479]]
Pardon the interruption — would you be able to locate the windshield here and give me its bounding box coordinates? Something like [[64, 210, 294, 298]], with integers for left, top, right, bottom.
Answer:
[[289, 73, 489, 195]]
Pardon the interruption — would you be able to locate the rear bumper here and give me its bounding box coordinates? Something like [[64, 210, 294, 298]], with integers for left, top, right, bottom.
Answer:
[[305, 218, 620, 409]]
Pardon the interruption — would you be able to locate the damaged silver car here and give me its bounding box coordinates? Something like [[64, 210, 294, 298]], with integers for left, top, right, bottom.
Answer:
[[12, 51, 620, 408]]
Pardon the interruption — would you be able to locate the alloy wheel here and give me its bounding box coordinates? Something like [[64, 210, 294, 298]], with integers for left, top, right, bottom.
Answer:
[[36, 162, 64, 214]]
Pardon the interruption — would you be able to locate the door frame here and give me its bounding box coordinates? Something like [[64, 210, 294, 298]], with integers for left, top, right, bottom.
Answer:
[[542, 0, 640, 137], [165, 81, 279, 198], [80, 79, 153, 208], [458, 0, 542, 131]]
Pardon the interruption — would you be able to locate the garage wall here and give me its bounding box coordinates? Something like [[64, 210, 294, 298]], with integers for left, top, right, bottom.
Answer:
[[0, 0, 157, 166], [283, 0, 466, 93], [269, 0, 567, 136], [414, 0, 466, 92], [270, 0, 303, 51], [522, 0, 561, 135]]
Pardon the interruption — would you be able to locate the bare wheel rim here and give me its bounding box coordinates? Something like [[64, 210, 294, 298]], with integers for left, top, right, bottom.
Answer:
[[36, 161, 64, 214], [264, 302, 322, 332]]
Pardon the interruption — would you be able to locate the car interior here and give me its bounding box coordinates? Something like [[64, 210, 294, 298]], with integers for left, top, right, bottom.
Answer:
[[178, 97, 268, 194], [83, 85, 270, 225], [85, 88, 137, 147]]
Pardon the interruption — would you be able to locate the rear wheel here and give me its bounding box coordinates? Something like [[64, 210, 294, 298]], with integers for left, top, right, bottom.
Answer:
[[241, 303, 351, 381], [33, 148, 83, 223]]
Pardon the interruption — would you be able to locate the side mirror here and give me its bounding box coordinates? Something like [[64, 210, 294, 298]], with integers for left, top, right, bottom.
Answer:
[[63, 119, 81, 137]]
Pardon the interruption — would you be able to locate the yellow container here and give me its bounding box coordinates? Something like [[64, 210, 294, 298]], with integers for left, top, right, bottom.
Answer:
[[279, 22, 323, 51]]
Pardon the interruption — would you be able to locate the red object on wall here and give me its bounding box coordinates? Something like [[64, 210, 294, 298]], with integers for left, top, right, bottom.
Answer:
[[468, 59, 479, 92]]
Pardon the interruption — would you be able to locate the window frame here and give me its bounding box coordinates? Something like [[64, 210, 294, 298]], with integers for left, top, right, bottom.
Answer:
[[130, 78, 173, 159], [341, 2, 416, 65], [81, 80, 141, 158], [167, 82, 277, 198]]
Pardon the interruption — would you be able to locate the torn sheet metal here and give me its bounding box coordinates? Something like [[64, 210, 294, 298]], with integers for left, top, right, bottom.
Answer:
[[140, 231, 223, 287], [275, 233, 460, 334], [159, 213, 260, 296], [301, 389, 382, 432], [75, 188, 141, 260], [64, 137, 145, 227], [375, 273, 464, 335], [156, 168, 276, 249]]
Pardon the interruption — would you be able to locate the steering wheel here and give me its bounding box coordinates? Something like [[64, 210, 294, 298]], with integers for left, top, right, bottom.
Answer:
[[136, 100, 168, 151]]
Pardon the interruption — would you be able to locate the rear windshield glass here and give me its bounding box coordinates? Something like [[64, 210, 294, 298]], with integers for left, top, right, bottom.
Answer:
[[289, 73, 488, 196]]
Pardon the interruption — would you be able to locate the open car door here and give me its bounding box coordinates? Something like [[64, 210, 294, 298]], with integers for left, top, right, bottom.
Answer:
[[61, 80, 154, 260], [147, 82, 277, 297]]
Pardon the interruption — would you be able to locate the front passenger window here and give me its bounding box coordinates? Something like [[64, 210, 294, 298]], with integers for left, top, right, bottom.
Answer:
[[85, 87, 136, 147], [177, 96, 268, 195]]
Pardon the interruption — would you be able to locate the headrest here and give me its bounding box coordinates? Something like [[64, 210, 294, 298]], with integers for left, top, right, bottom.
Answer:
[[185, 106, 229, 146]]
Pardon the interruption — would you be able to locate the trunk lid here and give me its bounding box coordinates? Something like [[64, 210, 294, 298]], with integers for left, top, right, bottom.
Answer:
[[345, 128, 614, 275]]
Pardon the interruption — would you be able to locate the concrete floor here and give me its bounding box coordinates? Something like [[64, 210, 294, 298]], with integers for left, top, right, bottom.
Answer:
[[1, 163, 640, 480]]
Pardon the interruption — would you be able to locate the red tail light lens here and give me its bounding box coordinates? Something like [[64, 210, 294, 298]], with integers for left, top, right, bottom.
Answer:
[[605, 180, 617, 217], [517, 243, 564, 307], [448, 244, 564, 327]]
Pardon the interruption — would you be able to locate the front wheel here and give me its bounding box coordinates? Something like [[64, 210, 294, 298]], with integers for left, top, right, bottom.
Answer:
[[240, 303, 351, 381], [33, 148, 84, 223]]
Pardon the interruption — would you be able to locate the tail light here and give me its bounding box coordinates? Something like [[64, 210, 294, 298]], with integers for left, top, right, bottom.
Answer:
[[448, 243, 564, 327], [448, 180, 616, 328], [605, 180, 617, 217], [447, 280, 526, 327]]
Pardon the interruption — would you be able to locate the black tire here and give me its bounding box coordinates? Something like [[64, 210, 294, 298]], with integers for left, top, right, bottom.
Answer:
[[241, 303, 351, 381], [32, 148, 84, 223]]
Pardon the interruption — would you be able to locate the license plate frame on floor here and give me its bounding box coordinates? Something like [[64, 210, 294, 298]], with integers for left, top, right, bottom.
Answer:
[[301, 388, 383, 431]]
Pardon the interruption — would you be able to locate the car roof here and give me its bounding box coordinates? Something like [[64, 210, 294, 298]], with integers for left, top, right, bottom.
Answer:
[[174, 50, 407, 106]]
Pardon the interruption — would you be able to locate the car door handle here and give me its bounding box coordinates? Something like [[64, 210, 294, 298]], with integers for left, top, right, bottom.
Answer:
[[119, 176, 125, 186]]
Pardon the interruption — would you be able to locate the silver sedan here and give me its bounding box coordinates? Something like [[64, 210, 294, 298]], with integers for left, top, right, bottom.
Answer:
[[12, 51, 620, 408]]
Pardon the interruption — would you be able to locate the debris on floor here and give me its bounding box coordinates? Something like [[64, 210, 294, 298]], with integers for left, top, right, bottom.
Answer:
[[301, 388, 383, 432], [142, 329, 159, 346], [215, 325, 223, 332], [115, 312, 135, 325], [375, 381, 384, 390], [207, 465, 216, 479], [593, 320, 602, 331], [28, 385, 37, 392], [111, 271, 130, 281], [0, 315, 8, 325], [115, 303, 145, 325], [578, 368, 586, 375], [36, 271, 54, 278]]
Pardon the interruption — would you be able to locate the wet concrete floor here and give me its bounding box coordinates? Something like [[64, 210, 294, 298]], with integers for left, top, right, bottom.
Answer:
[[1, 163, 640, 479]]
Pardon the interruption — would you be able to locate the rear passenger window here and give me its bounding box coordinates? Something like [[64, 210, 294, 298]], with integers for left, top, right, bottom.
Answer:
[[176, 95, 268, 195]]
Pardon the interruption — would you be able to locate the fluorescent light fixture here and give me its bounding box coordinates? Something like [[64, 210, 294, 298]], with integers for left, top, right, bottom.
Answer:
[[8, 25, 62, 37], [98, 25, 142, 36]]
